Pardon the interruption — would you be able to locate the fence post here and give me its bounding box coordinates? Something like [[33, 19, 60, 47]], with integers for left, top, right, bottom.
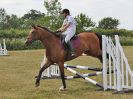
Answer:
[[102, 35, 108, 90], [115, 35, 122, 91]]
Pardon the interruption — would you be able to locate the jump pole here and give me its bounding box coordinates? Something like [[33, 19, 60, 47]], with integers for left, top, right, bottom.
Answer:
[[64, 65, 103, 89], [65, 65, 102, 71], [65, 72, 102, 80]]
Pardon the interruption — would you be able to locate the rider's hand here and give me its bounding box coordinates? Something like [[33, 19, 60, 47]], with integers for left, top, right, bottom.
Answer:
[[55, 30, 61, 36], [57, 28, 63, 32], [59, 28, 65, 32], [56, 29, 61, 33]]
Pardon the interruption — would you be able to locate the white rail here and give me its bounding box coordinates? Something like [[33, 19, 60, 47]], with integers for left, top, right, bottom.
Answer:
[[0, 39, 8, 56], [102, 35, 133, 92]]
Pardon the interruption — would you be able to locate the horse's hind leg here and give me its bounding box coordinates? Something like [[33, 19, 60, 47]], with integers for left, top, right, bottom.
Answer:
[[58, 62, 66, 91], [97, 54, 103, 63], [35, 60, 52, 87], [95, 50, 103, 63]]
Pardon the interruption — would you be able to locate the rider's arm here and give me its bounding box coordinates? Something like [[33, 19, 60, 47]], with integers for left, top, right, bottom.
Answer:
[[59, 23, 71, 32], [57, 16, 73, 32], [57, 24, 66, 32]]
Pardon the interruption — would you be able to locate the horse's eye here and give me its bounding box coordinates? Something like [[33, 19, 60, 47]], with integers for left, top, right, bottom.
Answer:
[[32, 32, 36, 35]]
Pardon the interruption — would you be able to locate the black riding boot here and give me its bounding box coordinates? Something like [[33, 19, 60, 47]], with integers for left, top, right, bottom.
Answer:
[[66, 41, 75, 57]]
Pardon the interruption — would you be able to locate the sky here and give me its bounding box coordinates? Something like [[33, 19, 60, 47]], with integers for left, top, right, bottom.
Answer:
[[0, 0, 133, 30]]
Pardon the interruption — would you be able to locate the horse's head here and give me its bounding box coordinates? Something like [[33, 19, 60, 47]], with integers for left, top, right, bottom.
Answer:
[[25, 25, 41, 46]]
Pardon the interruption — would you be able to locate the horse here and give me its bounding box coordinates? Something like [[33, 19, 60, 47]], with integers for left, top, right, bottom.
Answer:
[[25, 25, 102, 91]]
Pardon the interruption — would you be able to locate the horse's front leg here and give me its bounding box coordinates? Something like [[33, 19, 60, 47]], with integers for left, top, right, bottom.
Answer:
[[36, 60, 52, 87], [58, 62, 66, 91]]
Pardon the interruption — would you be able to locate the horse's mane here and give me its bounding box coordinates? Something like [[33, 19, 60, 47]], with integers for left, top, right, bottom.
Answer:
[[37, 25, 54, 34], [37, 25, 61, 37]]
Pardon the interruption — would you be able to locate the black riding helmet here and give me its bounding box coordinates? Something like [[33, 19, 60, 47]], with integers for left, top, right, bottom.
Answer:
[[61, 9, 70, 15]]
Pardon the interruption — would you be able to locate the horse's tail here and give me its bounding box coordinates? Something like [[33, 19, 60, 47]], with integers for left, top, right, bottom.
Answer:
[[95, 33, 109, 60], [95, 33, 102, 50]]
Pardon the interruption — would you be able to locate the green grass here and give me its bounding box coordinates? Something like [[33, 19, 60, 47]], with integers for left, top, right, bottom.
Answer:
[[0, 47, 133, 99]]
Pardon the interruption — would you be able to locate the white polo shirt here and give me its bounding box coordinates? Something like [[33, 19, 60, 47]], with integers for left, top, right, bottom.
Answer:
[[62, 15, 76, 35]]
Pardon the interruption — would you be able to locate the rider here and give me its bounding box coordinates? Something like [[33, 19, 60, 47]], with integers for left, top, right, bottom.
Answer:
[[57, 9, 76, 57]]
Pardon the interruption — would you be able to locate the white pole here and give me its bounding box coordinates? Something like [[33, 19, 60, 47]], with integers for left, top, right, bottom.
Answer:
[[102, 35, 108, 90], [0, 43, 2, 55], [48, 67, 52, 77], [3, 39, 7, 55], [121, 53, 124, 87], [131, 73, 133, 88], [115, 35, 122, 91], [108, 38, 112, 89]]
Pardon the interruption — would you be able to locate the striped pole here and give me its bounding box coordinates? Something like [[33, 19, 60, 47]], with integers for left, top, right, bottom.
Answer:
[[65, 65, 102, 71], [65, 72, 102, 80], [64, 66, 103, 88]]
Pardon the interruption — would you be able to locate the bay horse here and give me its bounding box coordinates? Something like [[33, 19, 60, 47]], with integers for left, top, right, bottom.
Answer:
[[25, 25, 102, 91]]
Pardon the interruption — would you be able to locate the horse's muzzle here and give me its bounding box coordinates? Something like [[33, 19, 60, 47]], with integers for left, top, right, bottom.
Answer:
[[25, 38, 33, 46]]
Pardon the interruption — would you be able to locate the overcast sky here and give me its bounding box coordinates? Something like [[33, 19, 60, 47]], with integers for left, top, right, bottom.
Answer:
[[0, 0, 133, 30]]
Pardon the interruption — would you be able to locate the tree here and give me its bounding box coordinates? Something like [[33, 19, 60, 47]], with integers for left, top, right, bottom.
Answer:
[[0, 8, 23, 29], [44, 0, 62, 30], [75, 13, 95, 33], [44, 0, 61, 16], [22, 9, 45, 20], [5, 14, 22, 29], [0, 8, 7, 29], [36, 16, 51, 27], [21, 9, 45, 29], [98, 17, 120, 29]]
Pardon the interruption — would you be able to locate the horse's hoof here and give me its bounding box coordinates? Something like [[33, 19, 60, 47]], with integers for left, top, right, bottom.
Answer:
[[59, 86, 66, 91], [35, 82, 40, 87]]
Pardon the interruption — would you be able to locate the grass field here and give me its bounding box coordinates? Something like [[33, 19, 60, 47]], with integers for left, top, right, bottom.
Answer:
[[0, 46, 133, 99]]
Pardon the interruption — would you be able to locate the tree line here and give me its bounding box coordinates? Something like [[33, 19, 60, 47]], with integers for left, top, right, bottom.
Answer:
[[0, 0, 133, 51], [0, 0, 120, 33]]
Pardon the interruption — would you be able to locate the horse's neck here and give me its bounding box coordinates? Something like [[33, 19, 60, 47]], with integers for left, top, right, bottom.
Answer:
[[40, 31, 59, 49]]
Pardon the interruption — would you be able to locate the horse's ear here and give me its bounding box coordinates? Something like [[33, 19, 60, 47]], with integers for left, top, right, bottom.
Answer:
[[31, 25, 37, 29], [37, 25, 41, 27]]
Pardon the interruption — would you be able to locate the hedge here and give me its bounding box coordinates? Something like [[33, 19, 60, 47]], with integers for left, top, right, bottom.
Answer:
[[0, 28, 133, 50], [0, 38, 44, 50], [0, 29, 28, 38], [0, 28, 133, 38], [90, 28, 133, 37]]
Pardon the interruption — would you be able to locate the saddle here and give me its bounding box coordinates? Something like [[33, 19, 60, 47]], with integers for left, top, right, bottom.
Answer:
[[54, 30, 77, 39], [54, 31, 78, 50]]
